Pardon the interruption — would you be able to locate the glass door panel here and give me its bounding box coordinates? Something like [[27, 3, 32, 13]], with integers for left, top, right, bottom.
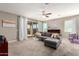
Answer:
[[43, 22, 48, 32]]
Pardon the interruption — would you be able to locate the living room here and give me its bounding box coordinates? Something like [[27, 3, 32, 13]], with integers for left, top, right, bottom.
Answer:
[[0, 3, 79, 56]]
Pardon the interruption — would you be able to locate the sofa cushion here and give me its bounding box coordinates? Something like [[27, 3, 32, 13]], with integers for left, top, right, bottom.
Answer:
[[35, 32, 41, 37], [44, 38, 61, 49], [51, 33, 60, 39], [41, 32, 52, 37]]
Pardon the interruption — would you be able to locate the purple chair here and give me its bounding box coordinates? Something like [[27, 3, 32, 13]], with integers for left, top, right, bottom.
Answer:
[[69, 34, 79, 44]]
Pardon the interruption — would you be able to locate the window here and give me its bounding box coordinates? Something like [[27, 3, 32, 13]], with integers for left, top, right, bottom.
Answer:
[[64, 19, 76, 34], [43, 22, 48, 32], [37, 22, 48, 32], [37, 22, 43, 32]]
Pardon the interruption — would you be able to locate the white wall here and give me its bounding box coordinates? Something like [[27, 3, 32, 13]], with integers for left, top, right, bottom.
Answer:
[[77, 16, 79, 35], [47, 15, 79, 39], [47, 18, 64, 38], [0, 11, 17, 41]]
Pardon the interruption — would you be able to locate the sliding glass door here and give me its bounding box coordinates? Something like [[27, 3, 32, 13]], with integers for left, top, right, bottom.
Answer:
[[37, 21, 48, 32], [43, 22, 48, 32], [27, 21, 38, 36], [27, 20, 48, 37], [32, 22, 38, 34]]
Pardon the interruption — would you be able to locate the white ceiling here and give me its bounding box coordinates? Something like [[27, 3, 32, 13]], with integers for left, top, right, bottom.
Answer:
[[0, 3, 79, 21]]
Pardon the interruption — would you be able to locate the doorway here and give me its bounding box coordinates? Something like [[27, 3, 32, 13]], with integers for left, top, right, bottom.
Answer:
[[27, 21, 37, 37]]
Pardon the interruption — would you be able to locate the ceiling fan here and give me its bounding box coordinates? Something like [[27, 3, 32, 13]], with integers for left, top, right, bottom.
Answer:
[[42, 11, 52, 17], [41, 3, 52, 18]]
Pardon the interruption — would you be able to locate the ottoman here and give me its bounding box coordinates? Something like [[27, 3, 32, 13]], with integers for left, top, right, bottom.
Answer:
[[44, 38, 61, 49]]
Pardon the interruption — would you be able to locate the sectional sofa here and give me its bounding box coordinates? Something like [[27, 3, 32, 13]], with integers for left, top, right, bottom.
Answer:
[[36, 32, 61, 49]]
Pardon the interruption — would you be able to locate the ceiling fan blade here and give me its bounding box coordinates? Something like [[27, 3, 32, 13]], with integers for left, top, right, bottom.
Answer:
[[46, 13, 52, 15], [45, 15, 49, 17], [42, 10, 51, 18]]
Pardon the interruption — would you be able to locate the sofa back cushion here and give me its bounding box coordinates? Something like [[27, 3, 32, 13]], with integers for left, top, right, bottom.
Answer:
[[41, 32, 52, 37]]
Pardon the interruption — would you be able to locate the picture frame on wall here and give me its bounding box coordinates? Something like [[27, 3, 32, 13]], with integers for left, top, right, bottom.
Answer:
[[2, 20, 16, 28]]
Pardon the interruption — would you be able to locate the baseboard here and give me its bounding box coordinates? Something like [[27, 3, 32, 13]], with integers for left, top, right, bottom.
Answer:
[[8, 40, 17, 43]]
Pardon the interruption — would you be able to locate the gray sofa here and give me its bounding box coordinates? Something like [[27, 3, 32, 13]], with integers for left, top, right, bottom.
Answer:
[[37, 32, 52, 41], [44, 38, 61, 49], [36, 32, 61, 49]]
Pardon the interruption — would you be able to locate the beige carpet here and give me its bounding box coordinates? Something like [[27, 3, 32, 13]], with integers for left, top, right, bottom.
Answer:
[[8, 37, 79, 56]]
